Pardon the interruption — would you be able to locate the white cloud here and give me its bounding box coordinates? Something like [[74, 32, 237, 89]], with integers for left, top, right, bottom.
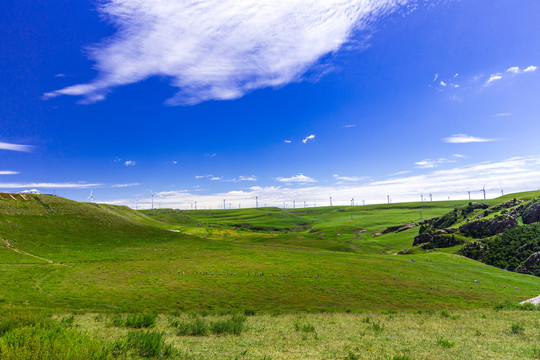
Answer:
[[506, 66, 520, 74], [124, 160, 136, 166], [302, 134, 315, 144], [343, 124, 356, 128], [524, 65, 537, 72], [0, 142, 34, 152], [453, 154, 466, 159], [443, 134, 496, 144], [210, 177, 222, 181], [44, 0, 412, 105], [111, 183, 140, 188], [107, 156, 540, 209], [0, 182, 101, 189], [275, 174, 316, 184], [440, 80, 447, 87], [333, 174, 363, 182], [415, 158, 454, 169], [237, 175, 257, 181], [389, 170, 411, 176], [205, 153, 217, 158], [284, 140, 292, 144], [485, 73, 502, 85], [495, 113, 511, 117], [0, 171, 19, 175]]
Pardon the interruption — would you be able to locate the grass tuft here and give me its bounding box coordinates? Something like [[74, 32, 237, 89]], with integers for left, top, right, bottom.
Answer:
[[125, 313, 157, 328], [126, 330, 174, 358]]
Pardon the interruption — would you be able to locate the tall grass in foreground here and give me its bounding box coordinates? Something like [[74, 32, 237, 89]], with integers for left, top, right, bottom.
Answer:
[[0, 312, 112, 360]]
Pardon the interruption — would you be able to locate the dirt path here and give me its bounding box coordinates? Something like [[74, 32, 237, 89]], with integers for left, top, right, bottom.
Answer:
[[1, 238, 69, 266]]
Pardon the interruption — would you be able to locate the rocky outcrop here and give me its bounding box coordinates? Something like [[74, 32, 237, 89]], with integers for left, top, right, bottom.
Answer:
[[460, 217, 517, 238], [420, 234, 466, 250], [522, 203, 540, 224], [516, 252, 540, 274], [382, 223, 418, 234], [413, 233, 432, 246], [413, 232, 465, 249]]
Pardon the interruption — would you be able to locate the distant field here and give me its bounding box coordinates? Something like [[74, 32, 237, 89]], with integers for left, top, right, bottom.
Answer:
[[0, 191, 538, 313]]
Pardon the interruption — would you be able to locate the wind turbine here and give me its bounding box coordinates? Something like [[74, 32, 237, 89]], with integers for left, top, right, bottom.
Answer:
[[151, 190, 154, 209], [88, 190, 94, 203]]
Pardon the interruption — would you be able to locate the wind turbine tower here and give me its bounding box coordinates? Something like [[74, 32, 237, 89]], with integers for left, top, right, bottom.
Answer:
[[429, 193, 432, 202], [255, 196, 258, 208], [482, 186, 486, 200], [330, 196, 333, 206], [88, 190, 94, 203], [150, 190, 154, 209]]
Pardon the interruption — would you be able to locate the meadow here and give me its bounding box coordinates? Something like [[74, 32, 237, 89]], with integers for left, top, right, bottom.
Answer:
[[0, 191, 539, 358]]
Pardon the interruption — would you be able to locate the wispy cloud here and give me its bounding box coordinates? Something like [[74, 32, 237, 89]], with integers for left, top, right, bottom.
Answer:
[[415, 158, 453, 169], [0, 171, 19, 175], [0, 142, 34, 152], [506, 66, 520, 74], [443, 134, 496, 144], [111, 183, 140, 188], [343, 124, 356, 128], [108, 156, 540, 209], [333, 174, 363, 182], [275, 174, 316, 184], [236, 175, 257, 181], [484, 65, 536, 86], [0, 182, 102, 189], [44, 0, 413, 105], [485, 73, 502, 86], [302, 134, 316, 144], [284, 140, 292, 144], [495, 113, 511, 117], [124, 160, 136, 166]]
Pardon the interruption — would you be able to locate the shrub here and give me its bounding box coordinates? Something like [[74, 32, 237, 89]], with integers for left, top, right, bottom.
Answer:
[[362, 316, 371, 324], [243, 309, 256, 316]]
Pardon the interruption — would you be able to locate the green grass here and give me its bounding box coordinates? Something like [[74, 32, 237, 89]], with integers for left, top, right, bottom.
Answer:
[[2, 309, 534, 359], [0, 191, 539, 314]]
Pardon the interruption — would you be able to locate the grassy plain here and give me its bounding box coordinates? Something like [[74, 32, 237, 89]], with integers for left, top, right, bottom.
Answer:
[[0, 191, 539, 358]]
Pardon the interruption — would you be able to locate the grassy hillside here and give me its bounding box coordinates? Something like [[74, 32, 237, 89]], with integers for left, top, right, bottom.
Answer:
[[0, 192, 539, 314]]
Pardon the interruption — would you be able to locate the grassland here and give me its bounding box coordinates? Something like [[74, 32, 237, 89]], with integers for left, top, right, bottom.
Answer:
[[0, 191, 539, 358]]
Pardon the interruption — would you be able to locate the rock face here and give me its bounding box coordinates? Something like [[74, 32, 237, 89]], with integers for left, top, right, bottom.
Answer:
[[522, 203, 540, 224], [413, 233, 432, 246], [460, 217, 517, 238], [516, 252, 540, 274]]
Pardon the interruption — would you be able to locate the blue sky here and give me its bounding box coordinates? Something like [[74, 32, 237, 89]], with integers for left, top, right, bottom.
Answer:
[[1, 0, 540, 209]]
